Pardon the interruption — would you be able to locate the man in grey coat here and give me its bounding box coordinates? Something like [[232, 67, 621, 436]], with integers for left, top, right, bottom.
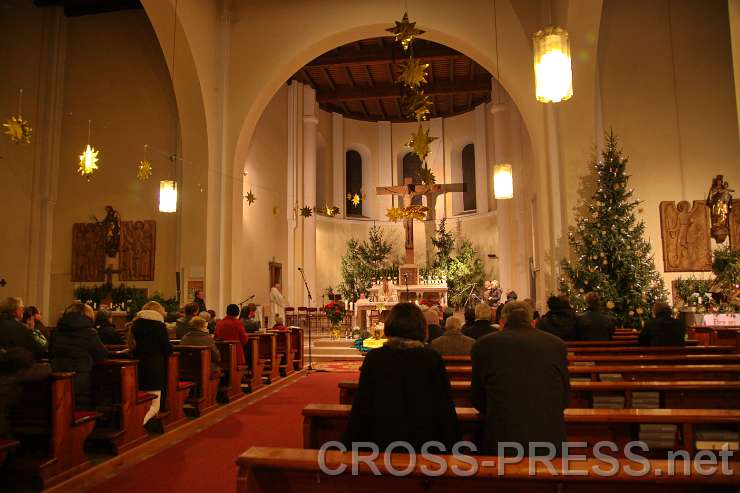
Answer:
[[471, 301, 570, 455], [431, 316, 475, 356]]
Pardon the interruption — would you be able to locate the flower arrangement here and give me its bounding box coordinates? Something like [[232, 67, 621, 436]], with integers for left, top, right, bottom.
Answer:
[[323, 301, 346, 326]]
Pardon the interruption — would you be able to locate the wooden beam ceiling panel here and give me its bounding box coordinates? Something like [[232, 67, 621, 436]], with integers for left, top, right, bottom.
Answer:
[[316, 78, 491, 103]]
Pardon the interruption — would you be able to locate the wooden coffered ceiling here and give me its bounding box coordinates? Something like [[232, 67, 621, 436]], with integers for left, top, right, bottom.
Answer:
[[290, 37, 493, 122]]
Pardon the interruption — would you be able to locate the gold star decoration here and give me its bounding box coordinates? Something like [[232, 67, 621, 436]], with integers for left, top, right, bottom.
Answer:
[[398, 58, 429, 88], [417, 165, 436, 186], [272, 205, 280, 215], [136, 159, 152, 181], [406, 124, 437, 162], [351, 193, 361, 207], [401, 91, 433, 121], [3, 115, 32, 144], [324, 205, 340, 217], [386, 12, 425, 51], [245, 190, 256, 206], [300, 205, 313, 218], [386, 207, 404, 222], [78, 144, 100, 180]]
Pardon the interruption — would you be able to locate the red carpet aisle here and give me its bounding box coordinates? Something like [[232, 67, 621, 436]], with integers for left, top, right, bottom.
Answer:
[[88, 372, 356, 493]]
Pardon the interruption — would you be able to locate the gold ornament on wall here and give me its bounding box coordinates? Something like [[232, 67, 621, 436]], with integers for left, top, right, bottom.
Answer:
[[398, 58, 429, 88], [300, 205, 313, 218], [406, 124, 437, 162], [3, 89, 32, 144], [386, 12, 425, 51], [272, 205, 280, 216], [245, 190, 256, 206]]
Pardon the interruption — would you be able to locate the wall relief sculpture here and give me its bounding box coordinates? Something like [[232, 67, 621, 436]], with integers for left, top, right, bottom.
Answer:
[[71, 223, 106, 282], [119, 220, 156, 281], [659, 200, 712, 272]]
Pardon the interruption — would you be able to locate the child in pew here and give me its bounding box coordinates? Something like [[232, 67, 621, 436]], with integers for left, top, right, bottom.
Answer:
[[181, 317, 222, 375], [130, 301, 172, 425]]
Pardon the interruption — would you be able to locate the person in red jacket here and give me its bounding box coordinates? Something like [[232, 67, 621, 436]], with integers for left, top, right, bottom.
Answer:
[[214, 304, 249, 365]]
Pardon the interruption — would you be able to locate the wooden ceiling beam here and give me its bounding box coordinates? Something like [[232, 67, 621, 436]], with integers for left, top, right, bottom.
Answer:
[[344, 66, 355, 87], [365, 65, 375, 88], [302, 69, 317, 88], [306, 45, 463, 69], [316, 77, 491, 103], [321, 67, 336, 91]]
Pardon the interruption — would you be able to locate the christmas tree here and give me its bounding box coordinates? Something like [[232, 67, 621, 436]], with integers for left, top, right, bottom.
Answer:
[[560, 131, 667, 328], [338, 226, 396, 302]]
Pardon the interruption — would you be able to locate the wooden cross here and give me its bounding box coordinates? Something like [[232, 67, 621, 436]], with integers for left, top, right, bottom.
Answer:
[[377, 177, 465, 264], [104, 264, 121, 285]]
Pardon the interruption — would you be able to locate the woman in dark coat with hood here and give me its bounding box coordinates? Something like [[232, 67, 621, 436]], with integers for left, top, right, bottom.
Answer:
[[130, 301, 172, 425], [344, 302, 461, 451], [49, 303, 108, 409], [536, 296, 577, 341]]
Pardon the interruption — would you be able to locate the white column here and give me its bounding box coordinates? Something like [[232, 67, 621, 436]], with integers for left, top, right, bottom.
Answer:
[[286, 82, 300, 306], [331, 112, 344, 217], [377, 121, 393, 216], [545, 104, 564, 275], [492, 103, 513, 291], [473, 104, 489, 214], [26, 7, 65, 318], [302, 85, 318, 307]]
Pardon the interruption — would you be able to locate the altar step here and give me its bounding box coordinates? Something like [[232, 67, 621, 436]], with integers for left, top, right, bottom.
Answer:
[[304, 338, 364, 362]]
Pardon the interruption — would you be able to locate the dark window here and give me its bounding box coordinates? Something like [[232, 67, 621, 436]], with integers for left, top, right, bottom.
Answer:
[[462, 144, 477, 211], [402, 152, 423, 206], [346, 150, 363, 216]]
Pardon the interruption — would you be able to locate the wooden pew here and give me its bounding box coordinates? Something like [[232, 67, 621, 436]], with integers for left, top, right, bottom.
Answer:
[[249, 332, 280, 383], [174, 346, 221, 417], [244, 337, 265, 392], [5, 372, 100, 489], [290, 326, 305, 371], [216, 340, 246, 403], [237, 446, 740, 493], [270, 330, 295, 376], [338, 379, 740, 409], [0, 439, 18, 467], [442, 352, 740, 367], [88, 359, 157, 455], [162, 352, 194, 429], [302, 403, 740, 456], [689, 326, 740, 348]]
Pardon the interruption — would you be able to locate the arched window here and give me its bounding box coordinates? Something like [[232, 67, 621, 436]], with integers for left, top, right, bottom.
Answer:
[[345, 150, 363, 216], [402, 152, 423, 206], [462, 143, 477, 211]]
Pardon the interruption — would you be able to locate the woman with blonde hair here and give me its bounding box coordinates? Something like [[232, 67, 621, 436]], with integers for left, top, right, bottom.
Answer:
[[130, 300, 172, 427]]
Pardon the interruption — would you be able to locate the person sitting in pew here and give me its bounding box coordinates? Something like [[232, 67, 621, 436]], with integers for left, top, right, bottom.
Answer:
[[175, 303, 200, 340], [272, 316, 289, 331], [181, 316, 221, 374], [215, 304, 249, 366], [0, 297, 45, 361], [574, 292, 616, 341], [639, 302, 685, 347], [344, 302, 461, 451], [22, 305, 50, 346], [421, 305, 443, 343], [49, 303, 108, 409], [536, 295, 577, 341], [461, 306, 475, 333], [472, 301, 569, 455], [95, 310, 124, 345], [130, 301, 172, 425], [462, 303, 495, 340], [431, 316, 475, 356], [240, 304, 260, 333]]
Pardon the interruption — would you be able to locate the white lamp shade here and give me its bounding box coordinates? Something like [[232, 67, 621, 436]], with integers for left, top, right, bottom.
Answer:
[[493, 163, 513, 199], [159, 180, 177, 213], [533, 26, 573, 103]]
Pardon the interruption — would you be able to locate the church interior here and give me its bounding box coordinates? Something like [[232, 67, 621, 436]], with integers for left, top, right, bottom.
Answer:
[[1, 0, 740, 491]]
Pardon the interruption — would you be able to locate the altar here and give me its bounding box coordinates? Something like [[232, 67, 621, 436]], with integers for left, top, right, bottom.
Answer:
[[353, 282, 448, 331]]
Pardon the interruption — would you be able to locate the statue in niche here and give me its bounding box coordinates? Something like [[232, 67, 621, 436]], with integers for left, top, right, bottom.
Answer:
[[119, 220, 156, 281], [93, 205, 121, 258], [730, 199, 740, 248], [659, 200, 712, 272], [71, 223, 106, 282], [706, 175, 734, 243]]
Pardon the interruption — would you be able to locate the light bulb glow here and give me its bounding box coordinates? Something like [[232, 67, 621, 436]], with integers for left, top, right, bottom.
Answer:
[[78, 144, 99, 178], [533, 27, 573, 103], [159, 180, 177, 213], [493, 163, 513, 199]]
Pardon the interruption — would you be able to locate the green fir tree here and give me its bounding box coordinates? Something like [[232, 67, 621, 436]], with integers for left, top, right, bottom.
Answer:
[[560, 131, 667, 328], [338, 226, 396, 302]]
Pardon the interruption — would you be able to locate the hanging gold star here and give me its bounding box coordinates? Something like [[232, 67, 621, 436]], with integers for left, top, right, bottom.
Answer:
[[386, 12, 425, 51], [78, 144, 99, 180], [406, 124, 437, 162], [245, 190, 256, 206], [386, 207, 404, 222], [398, 58, 429, 88], [417, 165, 436, 185], [272, 205, 280, 215], [3, 115, 32, 144], [136, 159, 152, 181], [331, 206, 340, 216], [351, 193, 361, 207], [300, 205, 313, 218], [401, 91, 433, 121]]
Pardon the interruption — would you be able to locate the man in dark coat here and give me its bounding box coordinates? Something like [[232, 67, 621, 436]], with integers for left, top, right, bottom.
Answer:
[[536, 295, 577, 341], [462, 303, 495, 340], [639, 302, 685, 346], [49, 303, 108, 409], [575, 292, 616, 341], [472, 301, 569, 455], [0, 297, 44, 360], [193, 290, 207, 313]]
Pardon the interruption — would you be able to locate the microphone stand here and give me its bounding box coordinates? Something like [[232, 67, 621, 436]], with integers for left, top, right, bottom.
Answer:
[[238, 295, 255, 307], [298, 268, 321, 372]]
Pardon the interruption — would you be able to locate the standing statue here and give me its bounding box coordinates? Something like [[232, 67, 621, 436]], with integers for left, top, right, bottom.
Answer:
[[706, 175, 734, 243], [98, 205, 121, 257]]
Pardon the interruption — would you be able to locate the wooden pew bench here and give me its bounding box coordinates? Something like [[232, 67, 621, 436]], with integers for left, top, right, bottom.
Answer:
[[290, 326, 304, 371], [302, 403, 740, 456], [236, 446, 740, 493], [244, 337, 266, 392], [174, 345, 221, 417], [88, 359, 156, 455], [249, 332, 280, 384], [0, 439, 19, 467], [5, 372, 101, 489], [216, 340, 247, 403], [442, 352, 740, 368], [269, 330, 295, 377]]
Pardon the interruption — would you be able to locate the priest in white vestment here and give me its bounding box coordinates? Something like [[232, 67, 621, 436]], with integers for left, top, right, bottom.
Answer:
[[269, 283, 286, 328]]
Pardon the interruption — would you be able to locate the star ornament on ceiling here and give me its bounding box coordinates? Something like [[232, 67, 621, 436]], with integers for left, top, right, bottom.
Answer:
[[245, 190, 256, 206], [3, 115, 32, 144], [406, 124, 437, 162], [401, 91, 433, 122], [136, 159, 152, 181], [386, 12, 425, 51], [300, 205, 313, 218], [398, 58, 429, 88], [78, 144, 100, 180]]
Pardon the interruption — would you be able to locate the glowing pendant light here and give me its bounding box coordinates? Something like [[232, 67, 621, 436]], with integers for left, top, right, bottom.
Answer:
[[533, 26, 573, 103], [493, 163, 513, 199], [78, 120, 99, 180], [159, 180, 177, 213]]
